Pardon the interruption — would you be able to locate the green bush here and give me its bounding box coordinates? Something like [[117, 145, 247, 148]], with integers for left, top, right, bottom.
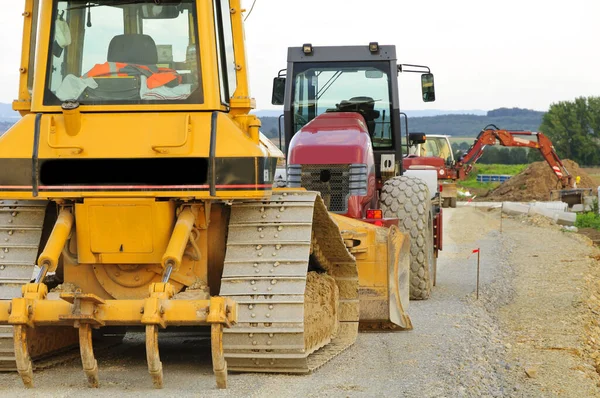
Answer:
[[575, 212, 600, 230]]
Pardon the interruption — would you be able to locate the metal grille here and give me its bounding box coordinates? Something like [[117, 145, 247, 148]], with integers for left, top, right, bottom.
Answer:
[[299, 165, 351, 213]]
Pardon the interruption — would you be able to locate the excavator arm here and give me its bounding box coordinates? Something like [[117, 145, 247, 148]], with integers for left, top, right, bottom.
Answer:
[[457, 125, 573, 188]]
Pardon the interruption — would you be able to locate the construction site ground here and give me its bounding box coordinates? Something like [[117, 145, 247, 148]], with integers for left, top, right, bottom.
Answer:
[[2, 206, 600, 397]]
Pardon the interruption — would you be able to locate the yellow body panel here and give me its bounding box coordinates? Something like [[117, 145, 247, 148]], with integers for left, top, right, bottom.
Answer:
[[76, 199, 175, 264]]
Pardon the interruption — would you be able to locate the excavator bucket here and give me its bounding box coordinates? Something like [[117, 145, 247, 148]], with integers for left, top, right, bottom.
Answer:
[[550, 188, 595, 208], [330, 214, 412, 331]]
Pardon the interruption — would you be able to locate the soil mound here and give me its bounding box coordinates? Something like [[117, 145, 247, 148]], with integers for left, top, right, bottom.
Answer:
[[485, 160, 597, 202]]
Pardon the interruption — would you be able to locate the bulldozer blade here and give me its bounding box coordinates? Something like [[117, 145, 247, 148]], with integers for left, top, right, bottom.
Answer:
[[387, 225, 412, 330], [329, 214, 412, 331]]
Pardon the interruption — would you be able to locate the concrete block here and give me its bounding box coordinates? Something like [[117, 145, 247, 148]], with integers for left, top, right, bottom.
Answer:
[[555, 211, 577, 226], [530, 201, 568, 212], [571, 204, 585, 213], [457, 202, 502, 208], [528, 206, 559, 222], [502, 202, 531, 216], [584, 195, 596, 208]]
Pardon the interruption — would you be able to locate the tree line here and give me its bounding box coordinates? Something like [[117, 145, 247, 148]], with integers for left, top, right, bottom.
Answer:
[[538, 97, 600, 166], [451, 142, 540, 165]]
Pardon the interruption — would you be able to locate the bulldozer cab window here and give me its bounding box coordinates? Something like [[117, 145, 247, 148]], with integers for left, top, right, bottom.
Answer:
[[291, 62, 394, 148], [44, 1, 202, 106], [214, 0, 237, 104]]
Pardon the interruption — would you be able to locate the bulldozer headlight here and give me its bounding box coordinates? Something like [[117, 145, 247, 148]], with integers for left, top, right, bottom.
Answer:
[[369, 42, 379, 53], [303, 43, 313, 55]]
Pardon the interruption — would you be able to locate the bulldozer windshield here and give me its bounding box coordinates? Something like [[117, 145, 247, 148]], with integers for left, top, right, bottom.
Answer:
[[291, 62, 394, 148], [44, 0, 202, 106]]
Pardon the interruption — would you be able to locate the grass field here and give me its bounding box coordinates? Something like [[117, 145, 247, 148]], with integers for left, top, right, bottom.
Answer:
[[457, 164, 528, 194]]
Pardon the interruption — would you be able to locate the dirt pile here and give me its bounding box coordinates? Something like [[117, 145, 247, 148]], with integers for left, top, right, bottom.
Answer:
[[486, 160, 597, 202], [304, 271, 339, 352]]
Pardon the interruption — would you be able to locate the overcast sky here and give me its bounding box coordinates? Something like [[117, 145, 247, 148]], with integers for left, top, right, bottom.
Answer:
[[1, 0, 599, 111]]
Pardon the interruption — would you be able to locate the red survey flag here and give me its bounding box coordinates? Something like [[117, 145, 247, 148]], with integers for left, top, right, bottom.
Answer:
[[468, 248, 480, 259]]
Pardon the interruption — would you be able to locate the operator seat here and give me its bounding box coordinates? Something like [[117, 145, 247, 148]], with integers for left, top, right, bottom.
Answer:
[[347, 97, 380, 135], [107, 34, 159, 65], [82, 34, 159, 101]]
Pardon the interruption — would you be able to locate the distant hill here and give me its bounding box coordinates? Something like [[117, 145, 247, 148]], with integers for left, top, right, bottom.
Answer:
[[0, 103, 19, 122], [0, 106, 545, 141], [259, 108, 545, 140], [0, 121, 12, 136], [406, 109, 544, 137], [253, 109, 488, 119]]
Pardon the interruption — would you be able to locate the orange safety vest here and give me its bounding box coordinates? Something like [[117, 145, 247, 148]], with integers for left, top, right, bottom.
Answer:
[[83, 62, 182, 89]]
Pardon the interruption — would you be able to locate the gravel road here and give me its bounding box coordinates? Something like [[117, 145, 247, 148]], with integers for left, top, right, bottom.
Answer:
[[1, 206, 599, 397]]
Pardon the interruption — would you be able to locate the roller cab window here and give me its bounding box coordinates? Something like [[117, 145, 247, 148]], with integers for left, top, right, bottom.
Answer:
[[292, 62, 394, 148], [44, 0, 202, 106]]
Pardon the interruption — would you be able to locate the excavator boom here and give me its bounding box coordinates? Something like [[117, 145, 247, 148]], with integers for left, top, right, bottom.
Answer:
[[457, 125, 573, 188]]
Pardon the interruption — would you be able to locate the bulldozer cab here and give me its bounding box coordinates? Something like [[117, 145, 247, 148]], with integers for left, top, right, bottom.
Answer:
[[16, 0, 254, 115], [272, 44, 435, 178], [43, 1, 200, 105]]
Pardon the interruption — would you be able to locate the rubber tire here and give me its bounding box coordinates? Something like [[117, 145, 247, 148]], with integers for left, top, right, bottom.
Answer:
[[380, 176, 435, 300], [450, 197, 457, 208], [442, 198, 450, 208]]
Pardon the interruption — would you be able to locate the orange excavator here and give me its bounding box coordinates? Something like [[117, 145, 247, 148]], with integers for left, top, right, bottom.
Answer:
[[458, 124, 574, 188], [455, 124, 592, 205]]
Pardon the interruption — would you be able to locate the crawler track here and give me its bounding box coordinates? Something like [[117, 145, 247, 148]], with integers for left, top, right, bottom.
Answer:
[[221, 191, 358, 373], [0, 200, 47, 371]]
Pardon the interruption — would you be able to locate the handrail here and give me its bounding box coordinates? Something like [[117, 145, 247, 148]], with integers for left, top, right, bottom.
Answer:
[[47, 116, 83, 154]]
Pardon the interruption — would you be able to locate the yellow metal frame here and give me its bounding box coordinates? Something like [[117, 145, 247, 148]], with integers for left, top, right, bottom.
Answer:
[[0, 282, 237, 388], [13, 0, 37, 114], [0, 287, 236, 328]]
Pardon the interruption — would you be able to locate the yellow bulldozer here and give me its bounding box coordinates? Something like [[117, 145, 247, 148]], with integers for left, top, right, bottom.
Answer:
[[0, 0, 435, 389]]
